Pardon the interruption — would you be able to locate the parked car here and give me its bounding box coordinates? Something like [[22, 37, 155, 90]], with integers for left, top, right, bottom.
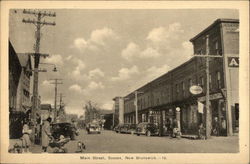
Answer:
[[114, 124, 123, 133], [127, 124, 137, 134], [86, 123, 101, 134], [135, 122, 159, 136], [51, 122, 78, 140], [120, 124, 131, 133]]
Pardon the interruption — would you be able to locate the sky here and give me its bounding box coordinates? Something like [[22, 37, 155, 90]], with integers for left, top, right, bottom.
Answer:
[[9, 9, 238, 116]]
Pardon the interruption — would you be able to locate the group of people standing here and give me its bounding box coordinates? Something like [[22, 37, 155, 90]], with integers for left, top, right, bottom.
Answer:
[[21, 117, 52, 153]]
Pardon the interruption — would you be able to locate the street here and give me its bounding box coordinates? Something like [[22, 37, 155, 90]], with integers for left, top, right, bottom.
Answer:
[[41, 129, 239, 153]]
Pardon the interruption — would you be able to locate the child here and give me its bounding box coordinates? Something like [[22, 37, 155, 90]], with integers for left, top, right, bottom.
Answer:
[[21, 122, 32, 153]]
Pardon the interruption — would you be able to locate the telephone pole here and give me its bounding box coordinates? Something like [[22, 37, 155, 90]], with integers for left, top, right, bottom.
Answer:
[[50, 79, 63, 121], [134, 91, 143, 124], [22, 9, 56, 123], [194, 35, 223, 139]]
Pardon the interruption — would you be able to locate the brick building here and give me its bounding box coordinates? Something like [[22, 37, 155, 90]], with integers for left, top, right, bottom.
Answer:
[[122, 19, 239, 136], [16, 53, 32, 113], [9, 42, 33, 138]]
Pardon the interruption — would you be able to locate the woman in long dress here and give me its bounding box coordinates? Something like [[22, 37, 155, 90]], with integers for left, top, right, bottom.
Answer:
[[42, 117, 52, 152]]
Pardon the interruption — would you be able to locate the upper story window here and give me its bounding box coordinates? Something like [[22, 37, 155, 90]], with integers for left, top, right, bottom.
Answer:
[[209, 74, 212, 89], [182, 81, 185, 97], [200, 76, 204, 88], [176, 84, 179, 97], [188, 79, 193, 87], [217, 71, 222, 88]]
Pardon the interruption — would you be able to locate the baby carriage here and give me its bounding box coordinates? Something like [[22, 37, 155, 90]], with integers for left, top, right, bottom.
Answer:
[[49, 135, 70, 153]]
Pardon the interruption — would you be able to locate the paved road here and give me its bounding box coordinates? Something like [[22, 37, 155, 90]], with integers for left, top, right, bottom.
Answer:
[[49, 129, 238, 153]]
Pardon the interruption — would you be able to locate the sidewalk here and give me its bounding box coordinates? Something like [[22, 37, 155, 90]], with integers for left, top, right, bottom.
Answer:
[[9, 139, 42, 153]]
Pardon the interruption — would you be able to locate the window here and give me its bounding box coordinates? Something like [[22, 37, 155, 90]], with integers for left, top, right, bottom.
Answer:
[[188, 79, 192, 87], [176, 84, 179, 98], [200, 76, 204, 87], [182, 82, 185, 97], [217, 71, 221, 88], [209, 74, 212, 89]]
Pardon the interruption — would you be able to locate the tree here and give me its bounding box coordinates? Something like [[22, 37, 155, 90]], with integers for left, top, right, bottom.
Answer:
[[84, 100, 101, 123]]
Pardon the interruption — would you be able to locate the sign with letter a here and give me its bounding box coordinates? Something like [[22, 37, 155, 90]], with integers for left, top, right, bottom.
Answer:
[[228, 57, 239, 67]]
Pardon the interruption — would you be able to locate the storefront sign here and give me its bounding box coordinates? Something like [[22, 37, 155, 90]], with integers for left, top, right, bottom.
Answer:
[[228, 57, 239, 67], [189, 85, 203, 95], [198, 93, 223, 102]]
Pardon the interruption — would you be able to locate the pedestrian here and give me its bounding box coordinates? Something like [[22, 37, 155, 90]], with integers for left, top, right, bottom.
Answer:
[[166, 118, 172, 136], [212, 117, 220, 136], [198, 123, 206, 140], [42, 117, 52, 153], [172, 118, 180, 138], [21, 121, 32, 153]]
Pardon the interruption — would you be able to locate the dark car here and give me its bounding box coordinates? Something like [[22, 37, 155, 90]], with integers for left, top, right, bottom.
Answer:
[[120, 124, 131, 133], [135, 122, 159, 136], [114, 124, 123, 133], [51, 122, 78, 140], [127, 124, 137, 134]]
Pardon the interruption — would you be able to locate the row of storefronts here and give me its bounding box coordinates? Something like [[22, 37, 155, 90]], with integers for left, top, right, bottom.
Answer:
[[117, 19, 239, 137]]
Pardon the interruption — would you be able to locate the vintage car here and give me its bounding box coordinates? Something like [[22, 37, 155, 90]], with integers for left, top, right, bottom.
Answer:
[[51, 122, 78, 140], [135, 122, 159, 137], [127, 124, 137, 134], [86, 123, 101, 134]]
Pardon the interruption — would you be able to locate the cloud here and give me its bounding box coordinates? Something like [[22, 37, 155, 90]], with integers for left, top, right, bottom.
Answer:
[[121, 42, 140, 61], [69, 84, 83, 93], [111, 65, 139, 81], [66, 55, 72, 61], [82, 81, 105, 94], [121, 42, 161, 61], [88, 68, 105, 79], [90, 27, 118, 46], [73, 38, 87, 51], [71, 58, 86, 77], [146, 22, 184, 47], [44, 54, 63, 66], [182, 41, 193, 58], [147, 26, 166, 43], [146, 64, 170, 79], [101, 101, 114, 110], [140, 47, 161, 58], [87, 81, 105, 90], [72, 27, 118, 52]]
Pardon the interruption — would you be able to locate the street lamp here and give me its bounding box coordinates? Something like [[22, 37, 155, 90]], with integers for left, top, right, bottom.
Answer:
[[39, 63, 57, 72]]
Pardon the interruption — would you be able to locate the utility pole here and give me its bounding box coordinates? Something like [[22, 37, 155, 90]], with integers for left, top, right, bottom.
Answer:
[[194, 35, 223, 139], [50, 79, 63, 121], [134, 91, 143, 124], [59, 93, 66, 114], [22, 9, 56, 143]]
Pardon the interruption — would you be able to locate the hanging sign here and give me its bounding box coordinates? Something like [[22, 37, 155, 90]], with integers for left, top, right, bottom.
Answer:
[[228, 57, 239, 67], [189, 85, 203, 95]]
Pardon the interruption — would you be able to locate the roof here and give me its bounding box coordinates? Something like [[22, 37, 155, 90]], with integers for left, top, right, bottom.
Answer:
[[190, 18, 239, 42], [41, 104, 52, 110], [16, 53, 32, 69]]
